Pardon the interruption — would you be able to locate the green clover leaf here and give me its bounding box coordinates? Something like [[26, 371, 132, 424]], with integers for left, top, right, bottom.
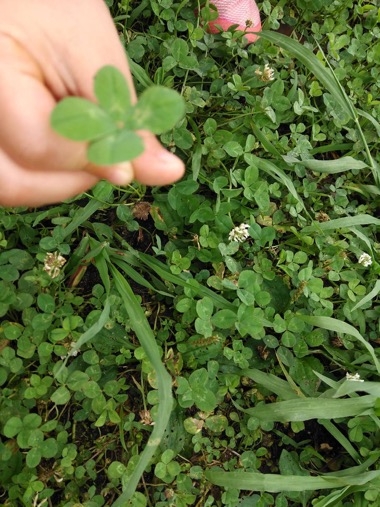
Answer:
[[51, 65, 185, 166], [94, 65, 132, 122], [51, 97, 117, 141]]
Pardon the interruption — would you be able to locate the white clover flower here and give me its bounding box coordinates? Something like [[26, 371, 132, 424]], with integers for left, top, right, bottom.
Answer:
[[255, 63, 275, 82], [346, 372, 364, 382], [68, 346, 79, 357], [43, 251, 66, 279], [60, 343, 80, 360], [358, 253, 372, 267], [228, 223, 250, 243]]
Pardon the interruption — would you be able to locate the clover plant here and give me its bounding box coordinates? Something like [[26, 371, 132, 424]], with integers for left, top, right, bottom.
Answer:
[[51, 65, 185, 164]]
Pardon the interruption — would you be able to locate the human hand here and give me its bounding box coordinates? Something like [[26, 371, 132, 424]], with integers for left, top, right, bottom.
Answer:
[[0, 0, 185, 207]]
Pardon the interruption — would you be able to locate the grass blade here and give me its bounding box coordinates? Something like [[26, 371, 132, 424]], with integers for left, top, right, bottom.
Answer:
[[93, 248, 111, 294], [205, 468, 380, 492], [283, 155, 368, 174], [245, 154, 306, 214], [302, 215, 380, 234], [300, 315, 380, 374], [206, 454, 380, 496], [311, 143, 353, 155], [128, 0, 150, 25], [352, 279, 380, 312], [333, 380, 380, 399], [350, 226, 375, 255], [241, 395, 375, 422], [72, 299, 111, 354], [357, 108, 380, 137], [191, 143, 203, 181], [250, 123, 282, 158], [319, 419, 361, 463], [110, 266, 173, 506], [324, 452, 380, 477], [136, 251, 235, 310], [312, 486, 364, 507], [128, 58, 154, 89], [242, 368, 298, 401], [111, 256, 173, 298], [60, 197, 105, 240], [56, 299, 111, 379]]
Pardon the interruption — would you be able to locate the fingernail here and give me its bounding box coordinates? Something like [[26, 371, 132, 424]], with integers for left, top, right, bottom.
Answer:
[[158, 150, 185, 176], [158, 150, 181, 166], [108, 163, 134, 185]]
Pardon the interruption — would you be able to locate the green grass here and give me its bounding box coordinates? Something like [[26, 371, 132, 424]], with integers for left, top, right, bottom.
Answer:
[[1, 1, 380, 506]]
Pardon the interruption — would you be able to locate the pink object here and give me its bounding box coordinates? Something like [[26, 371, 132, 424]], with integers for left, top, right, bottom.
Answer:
[[207, 0, 262, 44]]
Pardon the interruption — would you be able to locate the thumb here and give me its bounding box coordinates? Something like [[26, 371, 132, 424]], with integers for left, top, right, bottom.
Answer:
[[87, 141, 185, 187]]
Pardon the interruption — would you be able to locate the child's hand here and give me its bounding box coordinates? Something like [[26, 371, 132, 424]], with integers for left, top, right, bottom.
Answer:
[[0, 0, 184, 207]]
